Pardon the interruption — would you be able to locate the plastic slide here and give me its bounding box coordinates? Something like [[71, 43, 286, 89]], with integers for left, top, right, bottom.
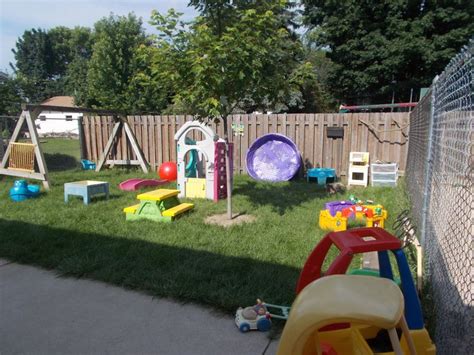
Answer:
[[119, 179, 168, 191], [185, 149, 198, 177], [184, 137, 198, 178]]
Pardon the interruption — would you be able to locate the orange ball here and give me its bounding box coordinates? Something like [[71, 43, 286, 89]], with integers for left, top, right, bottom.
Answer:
[[159, 162, 177, 181]]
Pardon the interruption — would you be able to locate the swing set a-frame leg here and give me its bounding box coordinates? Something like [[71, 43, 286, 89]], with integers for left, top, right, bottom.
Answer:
[[96, 121, 122, 172], [95, 119, 148, 173], [0, 109, 51, 190]]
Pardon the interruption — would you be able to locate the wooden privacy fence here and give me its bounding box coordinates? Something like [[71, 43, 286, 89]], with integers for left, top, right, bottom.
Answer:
[[80, 112, 409, 177]]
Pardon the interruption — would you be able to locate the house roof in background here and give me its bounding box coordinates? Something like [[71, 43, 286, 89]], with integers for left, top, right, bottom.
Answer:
[[41, 96, 76, 108]]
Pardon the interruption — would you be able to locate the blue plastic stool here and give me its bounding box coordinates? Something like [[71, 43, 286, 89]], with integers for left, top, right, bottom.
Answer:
[[64, 180, 109, 205], [307, 168, 337, 185]]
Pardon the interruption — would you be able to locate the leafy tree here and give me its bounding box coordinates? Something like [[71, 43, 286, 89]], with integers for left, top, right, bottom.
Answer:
[[13, 29, 53, 78], [286, 60, 335, 113], [302, 0, 474, 103], [421, 0, 474, 75], [188, 0, 237, 36], [48, 27, 75, 77], [49, 26, 94, 102], [63, 27, 93, 103], [188, 0, 301, 35], [298, 42, 338, 112], [133, 9, 193, 115], [0, 77, 22, 116], [64, 56, 90, 105], [125, 44, 175, 113], [188, 0, 332, 112], [11, 26, 93, 104], [82, 14, 146, 110], [11, 28, 55, 102], [150, 4, 311, 218]]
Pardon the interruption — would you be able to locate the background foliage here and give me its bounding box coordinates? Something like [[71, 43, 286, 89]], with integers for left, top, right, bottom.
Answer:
[[302, 0, 474, 103], [2, 0, 472, 115]]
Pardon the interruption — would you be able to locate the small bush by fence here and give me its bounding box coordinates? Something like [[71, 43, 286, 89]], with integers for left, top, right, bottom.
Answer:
[[406, 39, 473, 353], [80, 112, 409, 176]]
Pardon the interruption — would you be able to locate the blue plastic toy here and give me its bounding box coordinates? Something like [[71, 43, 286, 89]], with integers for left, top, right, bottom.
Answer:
[[81, 159, 96, 170], [9, 180, 41, 202], [307, 168, 337, 185]]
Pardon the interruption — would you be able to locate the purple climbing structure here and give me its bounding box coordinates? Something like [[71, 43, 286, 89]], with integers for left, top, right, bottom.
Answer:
[[214, 142, 233, 201]]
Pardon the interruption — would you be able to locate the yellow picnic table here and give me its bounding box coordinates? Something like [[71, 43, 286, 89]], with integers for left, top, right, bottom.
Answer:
[[123, 189, 194, 222]]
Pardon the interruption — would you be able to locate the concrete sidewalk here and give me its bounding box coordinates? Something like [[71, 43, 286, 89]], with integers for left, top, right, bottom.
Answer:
[[0, 259, 279, 354]]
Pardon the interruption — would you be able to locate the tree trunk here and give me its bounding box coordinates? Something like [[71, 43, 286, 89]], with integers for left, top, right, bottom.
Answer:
[[222, 116, 232, 220]]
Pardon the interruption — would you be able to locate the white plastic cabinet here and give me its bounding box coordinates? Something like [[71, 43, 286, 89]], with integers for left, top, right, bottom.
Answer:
[[370, 163, 398, 187]]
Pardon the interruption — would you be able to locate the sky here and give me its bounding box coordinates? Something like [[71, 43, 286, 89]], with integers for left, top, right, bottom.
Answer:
[[0, 0, 197, 72]]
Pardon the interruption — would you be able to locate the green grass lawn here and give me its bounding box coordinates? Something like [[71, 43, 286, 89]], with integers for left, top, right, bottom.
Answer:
[[40, 137, 81, 171], [40, 137, 81, 160], [0, 139, 411, 314]]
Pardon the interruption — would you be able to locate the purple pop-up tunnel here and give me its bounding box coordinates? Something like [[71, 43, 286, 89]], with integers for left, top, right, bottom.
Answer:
[[246, 133, 301, 182]]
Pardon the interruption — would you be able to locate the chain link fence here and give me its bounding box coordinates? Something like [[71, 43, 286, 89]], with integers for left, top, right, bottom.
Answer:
[[406, 39, 473, 354]]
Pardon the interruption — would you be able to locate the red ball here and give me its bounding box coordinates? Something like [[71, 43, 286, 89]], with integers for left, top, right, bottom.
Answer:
[[159, 161, 177, 181]]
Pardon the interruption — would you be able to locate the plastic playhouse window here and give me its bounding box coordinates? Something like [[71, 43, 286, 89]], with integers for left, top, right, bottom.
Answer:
[[185, 128, 206, 143], [184, 150, 206, 178]]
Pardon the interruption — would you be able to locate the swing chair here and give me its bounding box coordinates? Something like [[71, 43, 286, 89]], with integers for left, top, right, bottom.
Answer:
[[9, 142, 35, 171]]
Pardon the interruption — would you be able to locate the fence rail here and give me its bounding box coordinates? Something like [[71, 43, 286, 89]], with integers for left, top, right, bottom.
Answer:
[[80, 112, 409, 176]]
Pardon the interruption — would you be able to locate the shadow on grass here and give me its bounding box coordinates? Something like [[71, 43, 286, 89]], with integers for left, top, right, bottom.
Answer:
[[419, 234, 473, 353], [233, 179, 332, 215], [64, 194, 122, 204], [44, 153, 78, 171], [0, 218, 300, 312]]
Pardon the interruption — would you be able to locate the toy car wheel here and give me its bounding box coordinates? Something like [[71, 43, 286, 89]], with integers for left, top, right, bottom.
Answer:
[[256, 318, 271, 332], [239, 323, 251, 333]]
